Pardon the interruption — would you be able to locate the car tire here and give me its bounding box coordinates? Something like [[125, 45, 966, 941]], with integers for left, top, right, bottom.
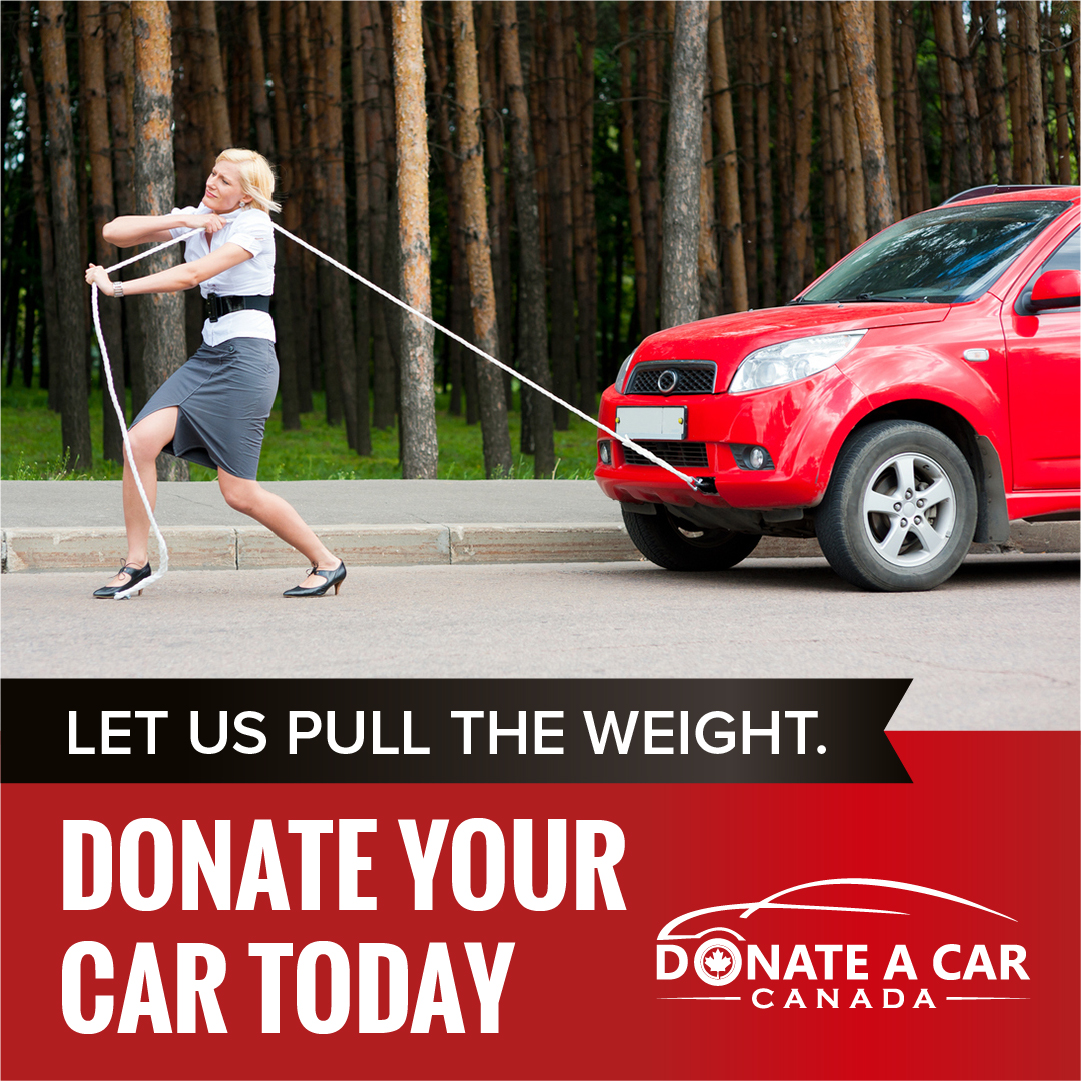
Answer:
[[816, 420, 977, 592], [622, 505, 761, 571]]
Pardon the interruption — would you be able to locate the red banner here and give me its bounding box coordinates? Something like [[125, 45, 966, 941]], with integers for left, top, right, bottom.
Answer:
[[2, 732, 1077, 1080]]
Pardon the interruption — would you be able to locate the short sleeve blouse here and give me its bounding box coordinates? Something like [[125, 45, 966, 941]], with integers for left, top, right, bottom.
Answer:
[[170, 204, 276, 346]]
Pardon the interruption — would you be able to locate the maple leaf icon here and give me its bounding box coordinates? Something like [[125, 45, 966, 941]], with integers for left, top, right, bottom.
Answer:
[[705, 949, 731, 977]]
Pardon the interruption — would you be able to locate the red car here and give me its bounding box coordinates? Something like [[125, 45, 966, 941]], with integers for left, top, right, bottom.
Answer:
[[596, 185, 1080, 591]]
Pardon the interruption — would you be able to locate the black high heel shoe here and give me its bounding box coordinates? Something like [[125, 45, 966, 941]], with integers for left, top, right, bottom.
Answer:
[[93, 563, 152, 599], [283, 560, 346, 598]]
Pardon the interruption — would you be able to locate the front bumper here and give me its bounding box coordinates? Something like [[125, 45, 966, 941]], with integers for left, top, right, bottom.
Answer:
[[595, 368, 867, 514]]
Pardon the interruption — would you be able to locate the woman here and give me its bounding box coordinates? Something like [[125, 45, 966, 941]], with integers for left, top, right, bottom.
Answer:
[[85, 148, 345, 599]]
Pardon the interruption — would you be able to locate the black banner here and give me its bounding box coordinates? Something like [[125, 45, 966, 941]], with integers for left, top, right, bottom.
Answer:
[[3, 678, 910, 783]]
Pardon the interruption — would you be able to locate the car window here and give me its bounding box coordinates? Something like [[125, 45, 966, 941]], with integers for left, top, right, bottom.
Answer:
[[1038, 228, 1080, 274], [1015, 228, 1080, 314], [798, 200, 1070, 306]]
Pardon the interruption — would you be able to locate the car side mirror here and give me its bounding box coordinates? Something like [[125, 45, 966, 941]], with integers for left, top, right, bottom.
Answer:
[[1025, 268, 1081, 313]]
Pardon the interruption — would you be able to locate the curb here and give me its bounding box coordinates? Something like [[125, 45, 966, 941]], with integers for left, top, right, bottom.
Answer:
[[1, 520, 1076, 573], [0, 523, 643, 572]]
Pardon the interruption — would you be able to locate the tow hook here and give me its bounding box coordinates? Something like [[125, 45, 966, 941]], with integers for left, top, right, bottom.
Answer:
[[693, 476, 718, 494]]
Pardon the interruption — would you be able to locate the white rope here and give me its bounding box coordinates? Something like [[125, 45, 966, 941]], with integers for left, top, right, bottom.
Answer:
[[90, 221, 703, 597], [273, 222, 700, 489], [92, 228, 201, 598]]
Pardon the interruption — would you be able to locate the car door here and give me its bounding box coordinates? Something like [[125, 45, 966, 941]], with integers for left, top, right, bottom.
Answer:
[[1002, 226, 1081, 490]]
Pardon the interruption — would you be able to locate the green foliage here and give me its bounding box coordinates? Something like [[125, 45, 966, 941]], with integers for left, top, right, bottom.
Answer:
[[0, 384, 599, 482]]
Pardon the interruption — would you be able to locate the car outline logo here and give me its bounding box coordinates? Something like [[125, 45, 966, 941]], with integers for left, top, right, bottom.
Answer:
[[657, 877, 1016, 945]]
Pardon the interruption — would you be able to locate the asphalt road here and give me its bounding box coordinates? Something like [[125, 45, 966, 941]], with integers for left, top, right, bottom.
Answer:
[[2, 552, 1076, 730]]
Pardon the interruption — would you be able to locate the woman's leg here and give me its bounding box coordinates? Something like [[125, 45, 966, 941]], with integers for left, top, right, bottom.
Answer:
[[217, 469, 340, 587], [100, 407, 179, 587]]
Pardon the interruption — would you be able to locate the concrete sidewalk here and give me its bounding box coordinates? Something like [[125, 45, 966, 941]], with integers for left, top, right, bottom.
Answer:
[[2, 479, 1077, 572]]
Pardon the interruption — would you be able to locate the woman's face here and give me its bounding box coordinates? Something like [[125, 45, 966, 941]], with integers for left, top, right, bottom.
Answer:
[[203, 160, 246, 213]]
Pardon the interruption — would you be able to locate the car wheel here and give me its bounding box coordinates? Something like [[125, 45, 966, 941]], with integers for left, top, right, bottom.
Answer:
[[816, 420, 977, 591], [621, 505, 761, 571]]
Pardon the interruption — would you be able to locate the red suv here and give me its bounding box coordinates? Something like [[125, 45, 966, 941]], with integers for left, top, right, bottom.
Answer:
[[596, 186, 1080, 590]]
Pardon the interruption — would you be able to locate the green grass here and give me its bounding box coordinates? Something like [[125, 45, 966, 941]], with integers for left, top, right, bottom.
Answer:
[[1, 383, 599, 481]]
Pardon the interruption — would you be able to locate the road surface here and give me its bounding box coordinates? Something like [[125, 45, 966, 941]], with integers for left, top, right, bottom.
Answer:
[[2, 553, 1076, 730]]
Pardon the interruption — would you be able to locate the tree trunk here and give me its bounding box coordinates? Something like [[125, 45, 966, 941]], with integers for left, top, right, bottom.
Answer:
[[197, 1, 231, 155], [639, 0, 662, 335], [545, 4, 575, 428], [106, 1, 146, 414], [1052, 18, 1072, 184], [19, 0, 61, 410], [698, 87, 721, 318], [296, 1, 339, 428], [832, 1, 867, 249], [732, 2, 758, 309], [363, 0, 395, 430], [773, 3, 793, 298], [451, 0, 512, 477], [753, 0, 776, 306], [266, 0, 301, 430], [1020, 1, 1047, 183], [817, 40, 840, 267], [1006, 3, 1029, 183], [950, 2, 984, 186], [662, 1, 708, 328], [317, 1, 358, 448], [130, 0, 187, 480], [837, 0, 893, 235], [476, 3, 513, 384], [392, 0, 437, 478], [874, 2, 901, 220], [172, 2, 206, 359], [242, 1, 272, 155], [40, 0, 92, 471], [823, 2, 850, 237], [425, 5, 466, 419], [980, 0, 1013, 185], [708, 0, 747, 311], [931, 1, 967, 195], [501, 0, 555, 476], [1067, 20, 1079, 153], [787, 2, 816, 298], [80, 0, 126, 463], [349, 0, 372, 454], [562, 1, 597, 415], [617, 0, 648, 339], [577, 1, 598, 413]]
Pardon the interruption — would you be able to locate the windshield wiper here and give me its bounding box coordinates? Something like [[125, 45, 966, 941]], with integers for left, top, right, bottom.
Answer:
[[847, 293, 922, 302]]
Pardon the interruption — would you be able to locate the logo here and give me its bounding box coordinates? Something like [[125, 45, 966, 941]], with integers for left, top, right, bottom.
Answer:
[[657, 369, 679, 394], [694, 939, 742, 986], [656, 878, 1029, 1010]]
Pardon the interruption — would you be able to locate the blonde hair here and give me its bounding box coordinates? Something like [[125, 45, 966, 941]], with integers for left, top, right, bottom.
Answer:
[[215, 148, 282, 214]]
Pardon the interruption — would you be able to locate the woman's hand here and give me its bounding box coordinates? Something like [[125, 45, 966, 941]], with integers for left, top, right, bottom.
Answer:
[[184, 213, 228, 236], [85, 264, 113, 292]]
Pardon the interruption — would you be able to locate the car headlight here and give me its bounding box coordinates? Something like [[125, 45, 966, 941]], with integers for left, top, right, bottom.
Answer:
[[727, 331, 866, 394], [614, 350, 637, 393]]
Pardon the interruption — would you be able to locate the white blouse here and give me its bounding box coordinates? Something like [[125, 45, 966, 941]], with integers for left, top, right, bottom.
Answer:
[[170, 204, 276, 346]]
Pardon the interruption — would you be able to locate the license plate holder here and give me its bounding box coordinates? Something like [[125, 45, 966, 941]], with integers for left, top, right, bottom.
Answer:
[[614, 406, 687, 440]]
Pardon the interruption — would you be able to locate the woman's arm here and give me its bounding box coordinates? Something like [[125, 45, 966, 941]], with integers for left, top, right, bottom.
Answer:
[[102, 212, 230, 248], [86, 241, 254, 296]]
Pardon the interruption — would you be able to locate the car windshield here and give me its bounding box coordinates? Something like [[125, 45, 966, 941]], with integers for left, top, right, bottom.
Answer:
[[797, 200, 1069, 305]]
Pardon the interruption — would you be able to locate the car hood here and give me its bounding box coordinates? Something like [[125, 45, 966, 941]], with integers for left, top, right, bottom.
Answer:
[[631, 303, 950, 381]]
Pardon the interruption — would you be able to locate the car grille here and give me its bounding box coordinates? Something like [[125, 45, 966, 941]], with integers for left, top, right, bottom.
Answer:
[[626, 362, 717, 395], [621, 441, 709, 467]]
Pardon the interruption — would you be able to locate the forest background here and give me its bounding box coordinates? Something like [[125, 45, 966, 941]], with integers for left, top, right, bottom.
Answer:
[[2, 0, 1078, 482]]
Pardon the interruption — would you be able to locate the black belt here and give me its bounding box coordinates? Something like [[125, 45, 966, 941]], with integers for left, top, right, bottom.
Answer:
[[205, 294, 272, 322]]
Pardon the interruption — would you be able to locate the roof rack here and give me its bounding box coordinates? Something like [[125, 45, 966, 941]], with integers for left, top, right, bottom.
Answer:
[[940, 184, 1069, 205]]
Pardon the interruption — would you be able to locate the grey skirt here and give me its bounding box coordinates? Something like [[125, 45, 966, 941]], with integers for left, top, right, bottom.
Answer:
[[132, 337, 279, 480]]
